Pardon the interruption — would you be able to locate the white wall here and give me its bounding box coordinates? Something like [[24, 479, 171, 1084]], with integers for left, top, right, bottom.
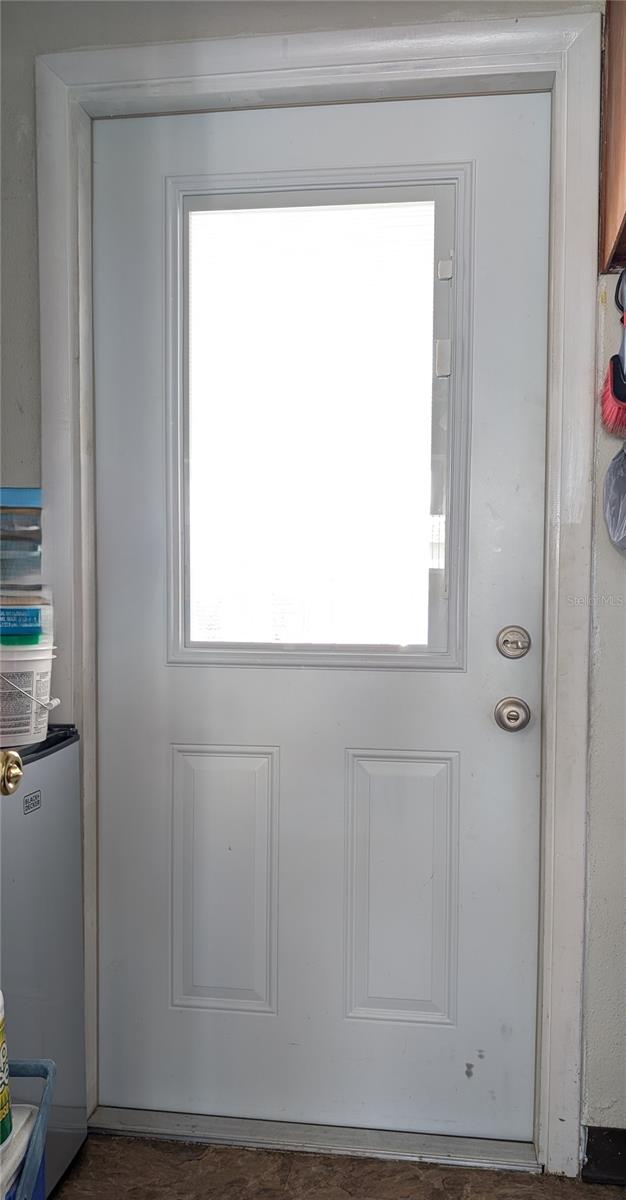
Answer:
[[583, 281, 626, 1128], [2, 0, 622, 1137], [0, 0, 603, 487]]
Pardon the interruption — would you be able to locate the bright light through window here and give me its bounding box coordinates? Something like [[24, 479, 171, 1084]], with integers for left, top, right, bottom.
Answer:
[[188, 200, 436, 646]]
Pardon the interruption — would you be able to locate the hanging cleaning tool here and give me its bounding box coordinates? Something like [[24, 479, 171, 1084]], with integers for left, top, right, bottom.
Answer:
[[603, 443, 626, 553], [602, 269, 626, 435]]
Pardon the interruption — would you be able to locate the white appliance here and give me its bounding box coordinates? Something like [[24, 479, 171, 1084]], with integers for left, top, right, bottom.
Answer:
[[1, 725, 87, 1194]]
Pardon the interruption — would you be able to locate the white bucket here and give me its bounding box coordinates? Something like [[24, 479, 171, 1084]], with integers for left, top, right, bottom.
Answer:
[[0, 645, 55, 748]]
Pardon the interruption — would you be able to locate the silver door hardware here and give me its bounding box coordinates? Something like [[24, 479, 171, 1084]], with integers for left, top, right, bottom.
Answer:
[[496, 626, 531, 659], [437, 258, 454, 280], [494, 697, 531, 731]]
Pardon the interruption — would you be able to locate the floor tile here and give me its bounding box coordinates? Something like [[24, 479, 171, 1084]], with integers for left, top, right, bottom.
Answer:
[[52, 1136, 624, 1199]]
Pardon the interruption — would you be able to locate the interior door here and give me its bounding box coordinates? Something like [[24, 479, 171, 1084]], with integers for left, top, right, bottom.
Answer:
[[94, 92, 550, 1141]]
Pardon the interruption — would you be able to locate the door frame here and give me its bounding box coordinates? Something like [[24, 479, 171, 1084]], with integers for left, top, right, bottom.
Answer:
[[36, 12, 600, 1176]]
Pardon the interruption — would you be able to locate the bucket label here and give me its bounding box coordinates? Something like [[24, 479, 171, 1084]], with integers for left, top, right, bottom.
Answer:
[[0, 667, 50, 736], [0, 1012, 12, 1147], [0, 606, 42, 635], [23, 789, 41, 815]]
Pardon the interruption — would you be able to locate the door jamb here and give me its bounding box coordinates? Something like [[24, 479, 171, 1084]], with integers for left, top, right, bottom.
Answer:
[[36, 12, 600, 1176]]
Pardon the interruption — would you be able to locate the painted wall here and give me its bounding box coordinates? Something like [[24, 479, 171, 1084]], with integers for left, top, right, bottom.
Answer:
[[0, 0, 603, 487], [583, 282, 626, 1128], [2, 0, 622, 1136]]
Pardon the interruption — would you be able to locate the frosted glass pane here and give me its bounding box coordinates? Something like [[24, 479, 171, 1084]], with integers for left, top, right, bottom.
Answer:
[[188, 201, 436, 646]]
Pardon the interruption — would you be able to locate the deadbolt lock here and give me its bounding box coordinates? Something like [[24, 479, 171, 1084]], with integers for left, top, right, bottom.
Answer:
[[496, 626, 531, 659], [494, 697, 531, 732], [0, 749, 24, 796]]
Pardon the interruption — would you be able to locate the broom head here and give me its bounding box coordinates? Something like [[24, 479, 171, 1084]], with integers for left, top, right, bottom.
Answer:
[[602, 355, 626, 435]]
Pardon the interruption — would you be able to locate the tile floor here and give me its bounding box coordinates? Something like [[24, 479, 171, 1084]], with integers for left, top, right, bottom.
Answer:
[[53, 1135, 623, 1199]]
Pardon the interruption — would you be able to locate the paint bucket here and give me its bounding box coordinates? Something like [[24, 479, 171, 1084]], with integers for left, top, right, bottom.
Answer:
[[0, 646, 55, 748]]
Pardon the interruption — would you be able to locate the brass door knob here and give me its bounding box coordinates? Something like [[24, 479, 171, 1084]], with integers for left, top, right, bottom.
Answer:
[[494, 697, 531, 732], [0, 749, 24, 796]]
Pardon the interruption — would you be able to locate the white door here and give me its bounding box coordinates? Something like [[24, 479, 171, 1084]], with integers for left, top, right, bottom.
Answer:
[[94, 92, 549, 1141]]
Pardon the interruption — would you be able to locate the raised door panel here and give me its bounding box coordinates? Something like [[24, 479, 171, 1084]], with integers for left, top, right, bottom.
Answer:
[[346, 750, 459, 1024], [172, 745, 279, 1012]]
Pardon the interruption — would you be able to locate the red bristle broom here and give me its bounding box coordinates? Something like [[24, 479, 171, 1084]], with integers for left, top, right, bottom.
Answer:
[[601, 268, 626, 435]]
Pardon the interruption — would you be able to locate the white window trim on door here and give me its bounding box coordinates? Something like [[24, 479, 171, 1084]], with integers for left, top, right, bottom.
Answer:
[[35, 13, 599, 1176], [168, 167, 469, 670]]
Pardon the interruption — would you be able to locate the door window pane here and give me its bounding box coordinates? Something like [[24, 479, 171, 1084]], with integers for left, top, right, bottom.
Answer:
[[188, 200, 438, 647]]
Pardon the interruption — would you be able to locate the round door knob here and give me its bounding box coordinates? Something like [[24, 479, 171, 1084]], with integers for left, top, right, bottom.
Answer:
[[494, 697, 531, 732], [0, 749, 24, 796]]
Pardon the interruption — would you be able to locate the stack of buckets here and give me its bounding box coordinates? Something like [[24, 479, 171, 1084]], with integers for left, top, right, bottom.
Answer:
[[1, 491, 52, 1192], [0, 489, 55, 750]]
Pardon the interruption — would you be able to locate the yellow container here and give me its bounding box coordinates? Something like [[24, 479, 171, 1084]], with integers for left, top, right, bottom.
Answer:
[[0, 991, 12, 1148]]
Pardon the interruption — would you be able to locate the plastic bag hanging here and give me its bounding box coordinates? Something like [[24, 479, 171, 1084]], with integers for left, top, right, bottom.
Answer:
[[603, 443, 626, 552]]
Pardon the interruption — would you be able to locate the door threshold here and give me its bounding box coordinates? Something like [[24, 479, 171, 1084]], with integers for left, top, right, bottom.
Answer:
[[90, 1107, 540, 1173]]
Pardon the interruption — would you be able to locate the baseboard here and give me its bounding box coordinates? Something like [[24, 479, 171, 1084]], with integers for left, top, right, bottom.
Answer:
[[582, 1127, 626, 1185], [89, 1107, 540, 1173]]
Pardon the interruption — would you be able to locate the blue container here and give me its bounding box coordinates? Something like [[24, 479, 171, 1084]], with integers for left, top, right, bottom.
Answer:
[[0, 491, 43, 510], [6, 1062, 55, 1200]]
